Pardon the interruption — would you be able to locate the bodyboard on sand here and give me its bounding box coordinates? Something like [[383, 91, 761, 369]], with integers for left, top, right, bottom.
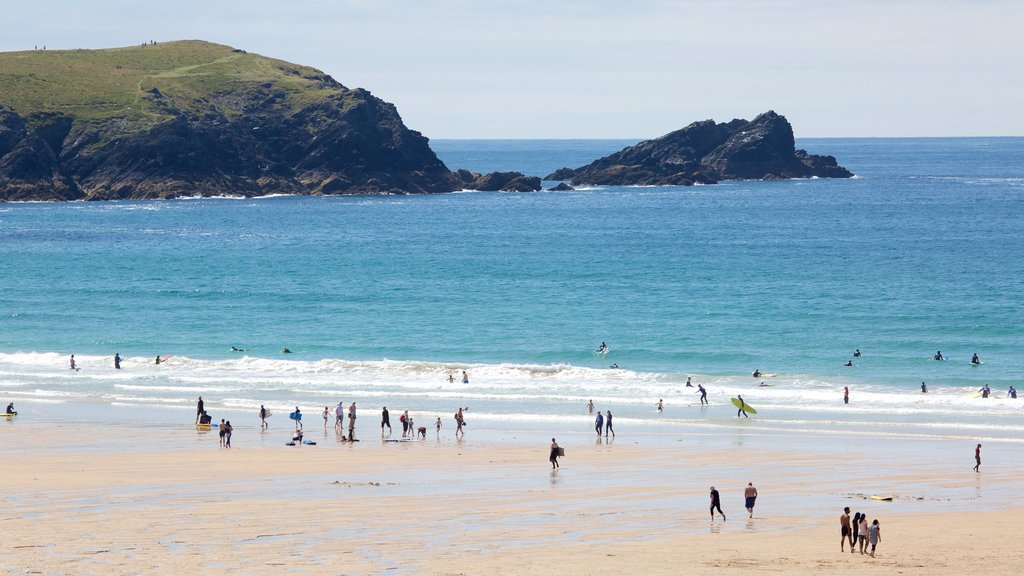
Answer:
[[869, 495, 894, 501], [731, 398, 758, 414]]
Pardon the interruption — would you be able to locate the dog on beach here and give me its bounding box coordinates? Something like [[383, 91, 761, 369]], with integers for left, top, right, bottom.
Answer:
[[417, 426, 427, 438]]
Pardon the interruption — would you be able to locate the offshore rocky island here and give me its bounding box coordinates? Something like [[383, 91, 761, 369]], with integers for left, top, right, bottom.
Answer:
[[0, 41, 850, 201]]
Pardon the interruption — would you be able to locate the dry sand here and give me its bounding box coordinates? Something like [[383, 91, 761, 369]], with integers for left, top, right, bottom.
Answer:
[[1, 420, 1019, 575]]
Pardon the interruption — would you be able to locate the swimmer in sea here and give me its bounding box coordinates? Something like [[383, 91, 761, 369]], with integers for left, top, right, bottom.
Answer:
[[844, 360, 853, 367], [934, 351, 944, 361], [597, 341, 608, 353], [752, 369, 761, 378], [921, 381, 928, 393], [1008, 385, 1017, 399], [282, 347, 292, 354], [686, 376, 693, 388], [971, 353, 981, 365], [853, 348, 861, 357]]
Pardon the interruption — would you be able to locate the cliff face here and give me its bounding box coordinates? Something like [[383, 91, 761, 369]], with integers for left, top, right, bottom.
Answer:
[[546, 111, 853, 186], [1, 41, 534, 201]]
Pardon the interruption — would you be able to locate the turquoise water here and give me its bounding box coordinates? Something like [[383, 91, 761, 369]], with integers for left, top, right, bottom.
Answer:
[[1, 138, 1022, 438]]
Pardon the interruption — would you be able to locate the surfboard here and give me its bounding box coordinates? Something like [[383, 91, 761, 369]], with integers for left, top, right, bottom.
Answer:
[[260, 409, 273, 418], [289, 412, 302, 421], [968, 391, 983, 398], [869, 495, 894, 501], [160, 355, 171, 362], [302, 440, 317, 445], [731, 398, 758, 414], [285, 441, 296, 446], [196, 423, 211, 430], [3, 412, 17, 418]]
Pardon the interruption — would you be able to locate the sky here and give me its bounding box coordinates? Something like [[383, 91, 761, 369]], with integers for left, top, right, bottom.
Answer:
[[2, 0, 1021, 138]]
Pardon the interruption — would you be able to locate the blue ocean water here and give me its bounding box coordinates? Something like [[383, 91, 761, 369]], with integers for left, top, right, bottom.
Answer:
[[1, 138, 1022, 438]]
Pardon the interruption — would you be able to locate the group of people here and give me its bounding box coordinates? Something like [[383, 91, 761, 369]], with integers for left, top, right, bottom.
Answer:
[[841, 507, 882, 557], [586, 400, 615, 437], [708, 482, 759, 521]]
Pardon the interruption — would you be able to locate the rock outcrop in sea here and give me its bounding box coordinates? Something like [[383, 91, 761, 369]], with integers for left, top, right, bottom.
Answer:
[[545, 111, 852, 186], [0, 41, 540, 201]]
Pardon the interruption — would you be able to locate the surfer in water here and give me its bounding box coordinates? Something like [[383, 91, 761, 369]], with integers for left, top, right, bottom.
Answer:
[[70, 355, 79, 371], [921, 381, 928, 393], [686, 377, 693, 388], [971, 353, 981, 365], [114, 353, 121, 370], [844, 387, 849, 405], [597, 342, 608, 354], [853, 348, 861, 357], [155, 355, 161, 365], [698, 384, 708, 405], [1009, 385, 1017, 399], [844, 360, 853, 367], [980, 384, 991, 398], [752, 369, 761, 378], [934, 351, 944, 361], [736, 395, 749, 418], [282, 347, 292, 354]]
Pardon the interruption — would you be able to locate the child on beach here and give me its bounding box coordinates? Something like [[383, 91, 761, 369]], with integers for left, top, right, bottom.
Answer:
[[323, 406, 329, 428], [868, 519, 881, 557], [857, 514, 869, 554]]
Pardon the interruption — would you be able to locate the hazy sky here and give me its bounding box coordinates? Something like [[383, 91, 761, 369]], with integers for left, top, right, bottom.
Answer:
[[3, 1, 1021, 138]]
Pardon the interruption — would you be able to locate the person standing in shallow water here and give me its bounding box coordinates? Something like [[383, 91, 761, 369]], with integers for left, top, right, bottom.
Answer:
[[605, 410, 615, 437], [698, 384, 708, 406], [587, 399, 594, 414], [381, 406, 391, 434], [594, 410, 603, 437], [549, 438, 560, 468], [843, 387, 849, 405], [974, 443, 982, 472], [114, 353, 121, 370]]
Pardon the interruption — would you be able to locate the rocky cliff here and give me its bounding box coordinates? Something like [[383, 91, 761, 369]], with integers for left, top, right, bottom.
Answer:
[[545, 111, 852, 186], [0, 41, 539, 201]]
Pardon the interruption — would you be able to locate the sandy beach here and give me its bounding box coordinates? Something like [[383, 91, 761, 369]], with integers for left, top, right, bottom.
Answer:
[[2, 411, 1021, 575]]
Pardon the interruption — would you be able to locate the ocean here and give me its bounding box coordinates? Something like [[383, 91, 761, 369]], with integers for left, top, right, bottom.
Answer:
[[1, 137, 1022, 441]]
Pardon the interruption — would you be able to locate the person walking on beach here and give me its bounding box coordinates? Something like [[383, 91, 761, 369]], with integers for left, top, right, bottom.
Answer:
[[219, 419, 227, 447], [114, 353, 121, 370], [335, 402, 345, 429], [587, 399, 594, 414], [843, 387, 849, 405], [70, 355, 79, 371], [323, 406, 329, 428], [549, 438, 560, 469], [293, 406, 302, 430], [974, 443, 982, 472], [196, 396, 204, 425], [744, 482, 758, 518], [455, 407, 465, 436], [381, 406, 391, 434], [435, 416, 442, 434], [857, 514, 869, 554], [698, 384, 708, 405], [347, 402, 357, 439], [594, 410, 604, 437], [260, 404, 268, 428], [840, 507, 853, 551], [709, 486, 725, 521], [736, 395, 749, 418], [400, 410, 409, 436], [605, 410, 615, 437], [223, 420, 233, 448], [868, 519, 881, 557]]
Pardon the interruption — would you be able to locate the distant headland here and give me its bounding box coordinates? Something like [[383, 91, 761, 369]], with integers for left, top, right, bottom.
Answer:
[[0, 40, 538, 201], [0, 41, 849, 201]]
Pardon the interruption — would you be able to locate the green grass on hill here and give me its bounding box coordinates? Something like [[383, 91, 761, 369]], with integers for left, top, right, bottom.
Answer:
[[0, 40, 342, 128]]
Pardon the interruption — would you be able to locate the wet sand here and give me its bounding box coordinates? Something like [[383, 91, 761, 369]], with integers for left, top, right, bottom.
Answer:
[[1, 415, 1020, 574]]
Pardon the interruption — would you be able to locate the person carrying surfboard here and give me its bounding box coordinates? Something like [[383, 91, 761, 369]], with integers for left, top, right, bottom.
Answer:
[[736, 395, 749, 418]]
